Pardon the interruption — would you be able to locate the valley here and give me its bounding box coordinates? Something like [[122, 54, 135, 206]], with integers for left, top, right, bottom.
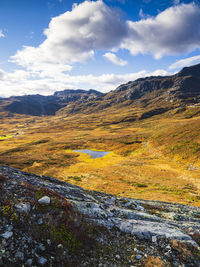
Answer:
[[2, 2, 200, 265], [0, 102, 200, 207], [0, 64, 200, 207]]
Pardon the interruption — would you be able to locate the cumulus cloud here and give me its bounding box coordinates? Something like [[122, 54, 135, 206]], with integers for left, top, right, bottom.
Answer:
[[103, 52, 127, 66], [11, 0, 127, 74], [3, 1, 200, 98], [0, 67, 170, 98], [121, 3, 200, 59], [0, 30, 5, 38], [10, 1, 200, 74], [169, 55, 200, 70]]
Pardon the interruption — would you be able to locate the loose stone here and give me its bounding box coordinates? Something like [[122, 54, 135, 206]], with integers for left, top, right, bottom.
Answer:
[[38, 196, 51, 205], [38, 256, 47, 265], [1, 231, 13, 239], [136, 255, 142, 260]]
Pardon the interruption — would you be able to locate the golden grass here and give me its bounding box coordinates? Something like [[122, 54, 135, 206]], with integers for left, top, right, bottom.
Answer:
[[0, 106, 200, 206], [0, 135, 13, 140]]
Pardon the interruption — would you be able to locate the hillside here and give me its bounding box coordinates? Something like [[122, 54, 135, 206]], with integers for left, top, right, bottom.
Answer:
[[58, 64, 200, 117], [0, 64, 200, 117], [0, 63, 200, 207], [0, 165, 200, 266], [0, 89, 103, 116]]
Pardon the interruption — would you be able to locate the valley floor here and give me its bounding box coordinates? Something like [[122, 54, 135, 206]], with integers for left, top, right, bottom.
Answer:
[[0, 107, 200, 207]]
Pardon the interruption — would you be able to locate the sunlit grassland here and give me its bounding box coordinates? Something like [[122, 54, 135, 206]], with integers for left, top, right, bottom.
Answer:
[[0, 135, 13, 140], [0, 106, 200, 206]]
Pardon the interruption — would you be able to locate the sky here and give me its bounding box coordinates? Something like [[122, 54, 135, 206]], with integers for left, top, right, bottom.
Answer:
[[0, 0, 200, 97]]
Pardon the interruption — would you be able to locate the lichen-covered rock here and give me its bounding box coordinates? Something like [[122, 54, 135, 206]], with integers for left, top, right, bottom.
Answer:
[[0, 164, 200, 266], [15, 203, 31, 213]]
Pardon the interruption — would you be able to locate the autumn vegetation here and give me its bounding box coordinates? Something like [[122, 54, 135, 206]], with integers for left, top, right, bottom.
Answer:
[[0, 103, 200, 206]]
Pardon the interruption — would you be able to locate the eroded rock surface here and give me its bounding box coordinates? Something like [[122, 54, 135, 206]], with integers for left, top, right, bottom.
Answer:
[[0, 165, 200, 266]]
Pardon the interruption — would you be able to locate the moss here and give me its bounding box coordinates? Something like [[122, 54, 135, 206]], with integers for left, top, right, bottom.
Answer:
[[35, 190, 48, 200], [0, 202, 18, 222], [39, 223, 82, 253], [68, 176, 83, 182], [51, 224, 82, 252]]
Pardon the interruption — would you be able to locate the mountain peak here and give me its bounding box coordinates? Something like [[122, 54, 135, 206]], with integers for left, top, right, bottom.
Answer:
[[178, 63, 200, 77]]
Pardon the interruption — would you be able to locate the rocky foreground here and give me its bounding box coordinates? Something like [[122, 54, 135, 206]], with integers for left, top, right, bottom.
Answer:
[[0, 165, 200, 266]]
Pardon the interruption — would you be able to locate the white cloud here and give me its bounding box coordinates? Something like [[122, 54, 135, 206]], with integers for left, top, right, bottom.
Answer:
[[11, 0, 127, 74], [2, 1, 200, 99], [103, 52, 127, 66], [0, 30, 5, 38], [10, 1, 200, 75], [121, 3, 200, 59], [0, 67, 170, 97], [169, 55, 200, 70]]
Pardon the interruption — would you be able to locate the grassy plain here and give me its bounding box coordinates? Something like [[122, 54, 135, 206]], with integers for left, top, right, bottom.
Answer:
[[0, 104, 200, 206]]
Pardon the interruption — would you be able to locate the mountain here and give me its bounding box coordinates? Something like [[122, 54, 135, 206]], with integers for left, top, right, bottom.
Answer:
[[55, 63, 200, 118], [0, 164, 200, 266], [0, 63, 200, 117], [1, 95, 61, 116], [0, 89, 103, 116], [106, 64, 200, 105]]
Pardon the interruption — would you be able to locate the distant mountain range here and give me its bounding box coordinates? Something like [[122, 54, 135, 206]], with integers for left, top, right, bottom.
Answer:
[[0, 63, 200, 117], [0, 89, 103, 116]]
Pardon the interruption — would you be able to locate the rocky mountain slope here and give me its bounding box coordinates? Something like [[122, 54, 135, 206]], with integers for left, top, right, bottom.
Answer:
[[106, 63, 200, 105], [0, 164, 200, 266], [56, 63, 200, 117], [0, 89, 103, 116], [1, 63, 200, 117]]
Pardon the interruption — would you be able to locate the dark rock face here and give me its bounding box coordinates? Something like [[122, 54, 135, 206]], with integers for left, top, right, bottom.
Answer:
[[177, 64, 200, 78], [54, 89, 103, 101], [106, 64, 200, 105], [4, 95, 61, 116], [139, 108, 169, 120], [3, 89, 104, 116], [0, 165, 200, 266]]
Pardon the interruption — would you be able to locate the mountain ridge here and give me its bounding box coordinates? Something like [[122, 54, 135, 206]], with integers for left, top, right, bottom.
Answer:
[[0, 89, 103, 116], [0, 63, 200, 117]]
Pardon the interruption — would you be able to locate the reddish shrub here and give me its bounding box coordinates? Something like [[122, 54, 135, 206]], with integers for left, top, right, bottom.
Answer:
[[0, 174, 6, 182]]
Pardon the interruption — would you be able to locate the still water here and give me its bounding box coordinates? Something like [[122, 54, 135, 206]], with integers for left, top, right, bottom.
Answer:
[[72, 149, 110, 159]]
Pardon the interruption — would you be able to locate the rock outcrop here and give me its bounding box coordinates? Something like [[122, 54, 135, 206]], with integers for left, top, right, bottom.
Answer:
[[0, 165, 200, 266]]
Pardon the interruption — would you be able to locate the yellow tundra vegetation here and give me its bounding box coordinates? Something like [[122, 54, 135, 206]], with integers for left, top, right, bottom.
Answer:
[[0, 106, 200, 206]]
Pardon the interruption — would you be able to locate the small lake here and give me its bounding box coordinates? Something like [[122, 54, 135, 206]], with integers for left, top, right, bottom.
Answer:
[[72, 149, 110, 159]]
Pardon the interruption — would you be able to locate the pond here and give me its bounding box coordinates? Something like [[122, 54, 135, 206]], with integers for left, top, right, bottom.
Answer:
[[72, 149, 110, 159]]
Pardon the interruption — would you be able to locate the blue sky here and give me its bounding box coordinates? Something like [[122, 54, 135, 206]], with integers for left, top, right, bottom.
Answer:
[[0, 0, 200, 97]]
